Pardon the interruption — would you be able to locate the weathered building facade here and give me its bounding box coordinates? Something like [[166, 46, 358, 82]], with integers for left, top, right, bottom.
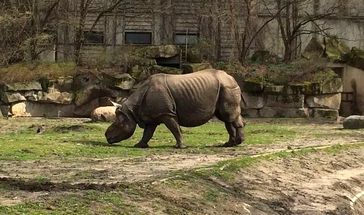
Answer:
[[50, 0, 364, 63]]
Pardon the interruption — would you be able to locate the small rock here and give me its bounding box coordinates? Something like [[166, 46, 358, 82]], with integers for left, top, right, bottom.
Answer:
[[343, 115, 364, 129]]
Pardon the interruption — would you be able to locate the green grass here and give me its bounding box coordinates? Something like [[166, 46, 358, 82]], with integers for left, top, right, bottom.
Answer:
[[0, 121, 362, 215], [0, 119, 297, 161], [0, 118, 363, 214], [0, 191, 139, 215]]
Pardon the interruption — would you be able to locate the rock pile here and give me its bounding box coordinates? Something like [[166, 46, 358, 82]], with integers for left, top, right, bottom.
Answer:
[[241, 78, 343, 120]]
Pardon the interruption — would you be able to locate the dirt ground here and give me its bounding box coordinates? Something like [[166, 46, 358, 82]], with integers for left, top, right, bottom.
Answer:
[[0, 119, 363, 214]]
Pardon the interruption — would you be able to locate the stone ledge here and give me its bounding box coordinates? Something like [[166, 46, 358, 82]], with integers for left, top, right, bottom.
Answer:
[[305, 93, 341, 109], [259, 107, 309, 118], [309, 108, 339, 120]]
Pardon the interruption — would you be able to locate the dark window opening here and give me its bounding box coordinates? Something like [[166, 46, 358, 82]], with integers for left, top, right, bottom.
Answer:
[[125, 32, 152, 44], [174, 33, 198, 45], [156, 55, 181, 68], [84, 31, 104, 44]]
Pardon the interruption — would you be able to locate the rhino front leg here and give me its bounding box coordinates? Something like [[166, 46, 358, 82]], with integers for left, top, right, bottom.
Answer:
[[223, 116, 244, 147], [233, 116, 245, 145], [134, 124, 157, 148], [162, 117, 186, 149]]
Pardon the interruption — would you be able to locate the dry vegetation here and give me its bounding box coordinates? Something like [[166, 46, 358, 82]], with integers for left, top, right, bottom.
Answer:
[[0, 62, 76, 83]]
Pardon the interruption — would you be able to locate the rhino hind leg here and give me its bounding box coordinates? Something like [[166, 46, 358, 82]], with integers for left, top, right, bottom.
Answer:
[[134, 124, 157, 148], [222, 122, 237, 147], [162, 116, 186, 149]]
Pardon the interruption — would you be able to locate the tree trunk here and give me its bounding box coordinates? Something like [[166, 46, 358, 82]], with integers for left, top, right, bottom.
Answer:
[[74, 0, 88, 65]]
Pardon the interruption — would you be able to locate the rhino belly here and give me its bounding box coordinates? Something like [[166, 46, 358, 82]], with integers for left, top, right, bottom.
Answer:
[[167, 73, 220, 127], [177, 106, 216, 127]]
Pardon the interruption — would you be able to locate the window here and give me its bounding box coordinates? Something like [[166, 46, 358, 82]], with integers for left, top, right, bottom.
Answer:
[[174, 33, 198, 45], [125, 32, 152, 44], [84, 31, 104, 44]]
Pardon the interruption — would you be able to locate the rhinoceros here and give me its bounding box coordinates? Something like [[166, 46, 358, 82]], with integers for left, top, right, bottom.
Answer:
[[105, 69, 245, 148]]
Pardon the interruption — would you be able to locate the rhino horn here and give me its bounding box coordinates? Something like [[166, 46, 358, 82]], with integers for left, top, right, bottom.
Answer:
[[110, 100, 122, 108]]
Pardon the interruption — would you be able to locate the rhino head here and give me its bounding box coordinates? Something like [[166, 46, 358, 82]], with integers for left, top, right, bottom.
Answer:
[[105, 100, 136, 144]]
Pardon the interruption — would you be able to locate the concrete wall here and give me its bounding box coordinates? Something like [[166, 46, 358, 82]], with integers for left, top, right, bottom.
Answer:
[[342, 66, 364, 114], [257, 0, 364, 58]]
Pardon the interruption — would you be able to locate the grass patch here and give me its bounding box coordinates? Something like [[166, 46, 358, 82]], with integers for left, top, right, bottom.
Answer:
[[191, 142, 364, 181], [0, 62, 76, 83], [0, 138, 363, 214], [0, 118, 299, 161], [0, 191, 139, 215]]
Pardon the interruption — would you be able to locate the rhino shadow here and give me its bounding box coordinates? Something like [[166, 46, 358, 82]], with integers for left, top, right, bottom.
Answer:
[[72, 140, 122, 147]]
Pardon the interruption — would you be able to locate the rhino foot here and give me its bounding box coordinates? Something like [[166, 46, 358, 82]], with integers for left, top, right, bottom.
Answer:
[[174, 143, 187, 149], [221, 142, 238, 147], [134, 142, 149, 148]]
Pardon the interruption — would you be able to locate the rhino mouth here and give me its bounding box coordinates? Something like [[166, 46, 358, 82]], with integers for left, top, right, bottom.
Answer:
[[106, 137, 121, 144]]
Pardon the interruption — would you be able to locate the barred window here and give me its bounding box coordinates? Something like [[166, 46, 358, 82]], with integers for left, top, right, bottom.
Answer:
[[125, 32, 152, 44], [84, 31, 104, 44], [174, 33, 198, 45]]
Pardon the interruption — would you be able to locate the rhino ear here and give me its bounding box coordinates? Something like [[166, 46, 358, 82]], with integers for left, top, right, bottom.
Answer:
[[120, 98, 127, 104]]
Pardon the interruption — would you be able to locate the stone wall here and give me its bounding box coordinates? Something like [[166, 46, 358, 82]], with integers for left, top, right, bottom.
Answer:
[[342, 65, 364, 115], [0, 45, 212, 118], [241, 79, 343, 120], [0, 73, 130, 118], [1, 70, 344, 120]]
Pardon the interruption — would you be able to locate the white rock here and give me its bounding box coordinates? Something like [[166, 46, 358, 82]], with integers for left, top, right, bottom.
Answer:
[[91, 106, 117, 122]]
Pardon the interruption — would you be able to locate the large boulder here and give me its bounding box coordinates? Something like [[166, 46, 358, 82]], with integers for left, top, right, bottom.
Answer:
[[48, 77, 74, 92], [0, 81, 42, 91], [41, 88, 73, 104], [103, 73, 135, 90], [343, 115, 364, 129], [91, 106, 116, 122], [0, 92, 26, 104], [24, 88, 73, 104], [241, 92, 265, 109], [305, 93, 341, 110], [73, 98, 100, 117]]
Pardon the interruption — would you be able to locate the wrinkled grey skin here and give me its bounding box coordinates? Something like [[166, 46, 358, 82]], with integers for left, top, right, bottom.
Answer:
[[105, 69, 245, 148]]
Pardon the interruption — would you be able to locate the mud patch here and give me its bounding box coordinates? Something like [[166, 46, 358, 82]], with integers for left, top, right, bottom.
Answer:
[[51, 125, 88, 133]]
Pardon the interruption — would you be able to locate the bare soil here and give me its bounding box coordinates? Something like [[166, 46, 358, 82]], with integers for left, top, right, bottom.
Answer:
[[0, 119, 363, 214]]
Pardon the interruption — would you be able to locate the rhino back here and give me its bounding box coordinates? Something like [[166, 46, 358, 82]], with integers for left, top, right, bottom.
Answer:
[[166, 70, 220, 126]]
